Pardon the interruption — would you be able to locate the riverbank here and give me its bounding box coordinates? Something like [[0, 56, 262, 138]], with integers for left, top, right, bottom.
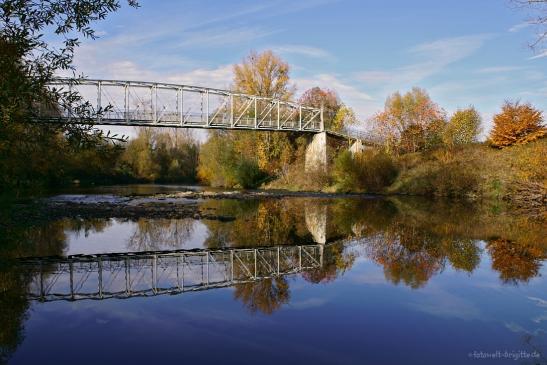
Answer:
[[266, 139, 547, 218], [3, 189, 544, 238], [2, 177, 544, 230], [3, 139, 544, 222], [2, 189, 382, 227]]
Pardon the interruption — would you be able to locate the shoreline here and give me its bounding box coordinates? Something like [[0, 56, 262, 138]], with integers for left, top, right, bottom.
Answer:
[[3, 189, 382, 224], [3, 186, 544, 225]]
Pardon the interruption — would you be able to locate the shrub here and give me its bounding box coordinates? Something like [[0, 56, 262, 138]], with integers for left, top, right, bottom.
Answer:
[[333, 149, 398, 192], [390, 160, 479, 198], [489, 101, 546, 148], [234, 159, 266, 189], [357, 150, 399, 191], [431, 162, 479, 197], [333, 150, 359, 192]]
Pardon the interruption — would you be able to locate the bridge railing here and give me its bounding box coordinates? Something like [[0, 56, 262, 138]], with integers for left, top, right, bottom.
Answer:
[[40, 78, 324, 133]]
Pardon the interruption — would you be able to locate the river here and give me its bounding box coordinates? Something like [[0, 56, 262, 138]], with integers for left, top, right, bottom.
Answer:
[[1, 185, 546, 364]]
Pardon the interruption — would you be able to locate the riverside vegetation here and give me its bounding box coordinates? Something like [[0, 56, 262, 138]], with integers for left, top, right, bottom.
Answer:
[[1, 0, 545, 215]]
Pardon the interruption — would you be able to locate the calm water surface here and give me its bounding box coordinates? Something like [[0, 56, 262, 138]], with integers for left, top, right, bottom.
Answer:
[[1, 186, 546, 365]]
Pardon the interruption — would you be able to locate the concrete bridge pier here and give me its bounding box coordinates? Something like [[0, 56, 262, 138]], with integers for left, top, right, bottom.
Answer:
[[349, 139, 367, 155], [305, 132, 369, 172], [305, 132, 328, 173]]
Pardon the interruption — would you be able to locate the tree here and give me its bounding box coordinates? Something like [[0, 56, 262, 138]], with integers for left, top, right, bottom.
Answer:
[[198, 131, 238, 187], [121, 129, 160, 180], [372, 87, 446, 154], [0, 0, 138, 194], [489, 101, 546, 148], [233, 50, 296, 175], [122, 128, 199, 182], [0, 0, 138, 133], [332, 105, 358, 133], [298, 87, 342, 130], [511, 0, 547, 53], [233, 50, 294, 99], [199, 50, 298, 186], [443, 107, 482, 146]]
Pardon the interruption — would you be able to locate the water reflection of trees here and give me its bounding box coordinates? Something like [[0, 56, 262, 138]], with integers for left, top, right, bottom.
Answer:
[[201, 199, 314, 249], [486, 238, 544, 284], [64, 218, 112, 239], [358, 198, 544, 288], [365, 233, 481, 289], [127, 218, 195, 251], [0, 195, 545, 358], [0, 268, 30, 364], [0, 215, 110, 363], [0, 217, 67, 364], [303, 242, 356, 284], [200, 197, 545, 291], [234, 278, 290, 315]]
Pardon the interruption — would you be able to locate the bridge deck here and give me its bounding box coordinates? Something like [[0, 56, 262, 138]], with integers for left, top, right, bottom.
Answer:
[[41, 78, 324, 133]]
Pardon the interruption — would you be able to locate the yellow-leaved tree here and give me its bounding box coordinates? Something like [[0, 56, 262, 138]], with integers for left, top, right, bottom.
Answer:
[[232, 50, 296, 174], [489, 101, 546, 148], [233, 50, 294, 100], [198, 50, 297, 188], [443, 107, 482, 146]]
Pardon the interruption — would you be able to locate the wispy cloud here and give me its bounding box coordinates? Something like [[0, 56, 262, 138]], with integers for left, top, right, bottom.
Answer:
[[272, 44, 333, 59], [181, 0, 338, 34], [508, 22, 532, 33], [475, 66, 525, 74], [167, 65, 234, 88], [69, 59, 233, 89], [176, 27, 279, 48], [296, 73, 373, 101], [182, 2, 279, 32], [356, 34, 493, 87], [529, 50, 547, 60]]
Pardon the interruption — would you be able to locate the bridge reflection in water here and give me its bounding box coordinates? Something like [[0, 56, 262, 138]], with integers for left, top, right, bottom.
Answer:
[[19, 244, 324, 302]]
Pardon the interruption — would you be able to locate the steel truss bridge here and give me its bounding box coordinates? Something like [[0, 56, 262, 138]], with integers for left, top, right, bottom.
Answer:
[[18, 244, 324, 302], [40, 78, 324, 133]]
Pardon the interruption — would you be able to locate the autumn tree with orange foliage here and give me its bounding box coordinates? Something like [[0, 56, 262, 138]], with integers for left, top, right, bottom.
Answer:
[[489, 101, 546, 148], [486, 238, 544, 284]]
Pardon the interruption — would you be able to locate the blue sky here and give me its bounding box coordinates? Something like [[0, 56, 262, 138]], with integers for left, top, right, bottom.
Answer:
[[68, 0, 547, 133]]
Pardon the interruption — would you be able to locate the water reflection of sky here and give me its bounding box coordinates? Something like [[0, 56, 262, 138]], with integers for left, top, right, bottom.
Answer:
[[4, 195, 547, 364], [10, 248, 547, 365], [64, 218, 210, 255]]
